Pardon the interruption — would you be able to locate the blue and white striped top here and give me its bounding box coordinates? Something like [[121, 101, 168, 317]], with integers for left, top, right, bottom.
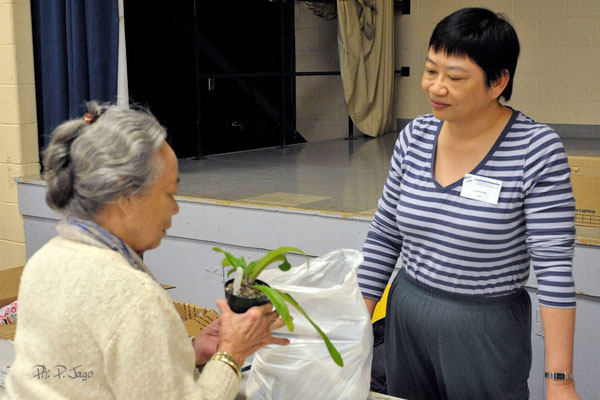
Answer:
[[358, 110, 576, 308]]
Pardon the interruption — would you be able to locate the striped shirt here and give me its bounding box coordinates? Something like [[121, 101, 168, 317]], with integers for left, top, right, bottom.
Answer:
[[358, 110, 576, 308]]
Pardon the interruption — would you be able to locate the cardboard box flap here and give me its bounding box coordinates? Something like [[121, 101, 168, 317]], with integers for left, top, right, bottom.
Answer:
[[0, 266, 24, 309], [0, 324, 16, 341], [173, 300, 219, 337], [569, 155, 600, 169], [568, 155, 600, 228]]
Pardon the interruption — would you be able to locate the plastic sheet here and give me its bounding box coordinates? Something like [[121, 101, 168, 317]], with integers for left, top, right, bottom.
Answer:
[[246, 249, 373, 400]]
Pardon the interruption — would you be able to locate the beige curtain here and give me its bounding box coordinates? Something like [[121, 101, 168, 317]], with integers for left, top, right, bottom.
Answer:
[[337, 0, 394, 137]]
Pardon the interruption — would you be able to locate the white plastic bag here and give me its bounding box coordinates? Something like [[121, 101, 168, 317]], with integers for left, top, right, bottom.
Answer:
[[245, 249, 373, 400]]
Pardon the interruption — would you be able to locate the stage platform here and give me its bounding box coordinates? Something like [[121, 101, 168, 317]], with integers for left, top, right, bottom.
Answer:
[[176, 131, 600, 226], [176, 133, 396, 217], [16, 133, 600, 307]]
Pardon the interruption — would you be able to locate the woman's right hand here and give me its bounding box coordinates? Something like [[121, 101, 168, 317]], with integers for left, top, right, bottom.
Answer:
[[364, 297, 377, 319], [215, 298, 290, 366]]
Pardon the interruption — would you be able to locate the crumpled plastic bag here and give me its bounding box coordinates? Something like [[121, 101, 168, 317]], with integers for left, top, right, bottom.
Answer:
[[246, 248, 373, 400]]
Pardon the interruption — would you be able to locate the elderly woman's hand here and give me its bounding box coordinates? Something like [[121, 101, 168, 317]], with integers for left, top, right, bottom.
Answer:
[[215, 298, 290, 366], [193, 318, 222, 366]]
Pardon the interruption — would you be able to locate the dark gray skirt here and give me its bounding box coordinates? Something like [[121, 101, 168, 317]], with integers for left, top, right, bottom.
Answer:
[[385, 268, 532, 400]]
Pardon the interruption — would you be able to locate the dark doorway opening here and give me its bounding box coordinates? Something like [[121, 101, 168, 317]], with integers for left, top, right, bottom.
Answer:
[[124, 1, 305, 158]]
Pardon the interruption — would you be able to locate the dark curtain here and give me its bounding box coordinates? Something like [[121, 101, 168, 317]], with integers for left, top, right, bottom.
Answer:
[[30, 0, 119, 149]]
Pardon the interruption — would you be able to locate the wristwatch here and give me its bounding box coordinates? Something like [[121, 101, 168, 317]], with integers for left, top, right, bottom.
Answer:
[[544, 372, 574, 380]]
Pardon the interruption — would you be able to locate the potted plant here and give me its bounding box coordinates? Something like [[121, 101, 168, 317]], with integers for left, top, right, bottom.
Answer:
[[213, 246, 344, 367]]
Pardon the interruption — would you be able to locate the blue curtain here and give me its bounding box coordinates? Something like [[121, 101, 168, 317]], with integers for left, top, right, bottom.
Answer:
[[31, 0, 119, 149]]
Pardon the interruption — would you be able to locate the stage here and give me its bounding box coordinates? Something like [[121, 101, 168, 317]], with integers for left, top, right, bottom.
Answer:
[[16, 132, 600, 306], [176, 132, 396, 217]]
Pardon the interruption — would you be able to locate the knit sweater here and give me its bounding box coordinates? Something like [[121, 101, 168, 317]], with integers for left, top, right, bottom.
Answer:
[[358, 110, 576, 308], [4, 236, 239, 399]]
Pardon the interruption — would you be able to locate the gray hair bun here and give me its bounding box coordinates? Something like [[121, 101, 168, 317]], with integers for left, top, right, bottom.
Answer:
[[44, 104, 104, 210], [43, 101, 167, 219]]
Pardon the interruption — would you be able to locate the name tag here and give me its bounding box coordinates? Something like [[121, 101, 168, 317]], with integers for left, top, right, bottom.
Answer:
[[460, 174, 502, 205]]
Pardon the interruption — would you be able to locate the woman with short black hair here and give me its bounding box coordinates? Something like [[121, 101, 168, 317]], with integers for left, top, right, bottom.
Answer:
[[359, 8, 579, 400]]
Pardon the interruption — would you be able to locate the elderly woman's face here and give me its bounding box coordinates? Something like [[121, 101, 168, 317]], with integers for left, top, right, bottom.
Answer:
[[122, 142, 180, 253]]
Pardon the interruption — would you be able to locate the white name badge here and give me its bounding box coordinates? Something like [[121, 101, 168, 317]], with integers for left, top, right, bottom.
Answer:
[[460, 174, 502, 205]]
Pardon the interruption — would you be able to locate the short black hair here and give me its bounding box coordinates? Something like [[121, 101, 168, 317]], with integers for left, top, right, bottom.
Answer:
[[428, 7, 520, 101]]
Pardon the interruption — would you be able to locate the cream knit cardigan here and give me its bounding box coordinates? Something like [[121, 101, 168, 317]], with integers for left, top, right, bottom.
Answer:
[[4, 236, 239, 399]]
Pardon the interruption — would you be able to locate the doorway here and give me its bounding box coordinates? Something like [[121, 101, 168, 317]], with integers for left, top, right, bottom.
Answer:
[[124, 0, 305, 158]]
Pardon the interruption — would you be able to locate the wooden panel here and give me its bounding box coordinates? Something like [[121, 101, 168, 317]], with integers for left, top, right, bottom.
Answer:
[[0, 266, 23, 308]]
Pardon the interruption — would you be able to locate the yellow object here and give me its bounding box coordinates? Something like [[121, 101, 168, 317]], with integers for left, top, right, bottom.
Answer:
[[211, 351, 242, 379], [372, 284, 391, 323]]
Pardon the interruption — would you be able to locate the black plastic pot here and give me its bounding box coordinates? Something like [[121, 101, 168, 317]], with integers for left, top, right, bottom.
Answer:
[[224, 279, 270, 313]]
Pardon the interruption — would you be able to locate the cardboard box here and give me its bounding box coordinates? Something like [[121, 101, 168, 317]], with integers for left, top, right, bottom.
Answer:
[[0, 267, 24, 309], [569, 155, 600, 228], [173, 300, 220, 337], [0, 325, 16, 341]]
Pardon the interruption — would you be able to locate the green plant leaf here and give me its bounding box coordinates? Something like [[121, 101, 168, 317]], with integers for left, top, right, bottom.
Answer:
[[247, 247, 308, 282], [247, 260, 257, 273], [278, 259, 291, 271], [280, 292, 344, 367], [246, 254, 284, 280], [213, 247, 247, 271], [253, 284, 294, 331]]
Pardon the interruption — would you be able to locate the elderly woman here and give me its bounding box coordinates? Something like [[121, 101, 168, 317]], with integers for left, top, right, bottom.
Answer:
[[5, 103, 288, 399]]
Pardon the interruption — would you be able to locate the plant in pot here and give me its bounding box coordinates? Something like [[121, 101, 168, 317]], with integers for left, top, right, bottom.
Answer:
[[213, 246, 344, 367]]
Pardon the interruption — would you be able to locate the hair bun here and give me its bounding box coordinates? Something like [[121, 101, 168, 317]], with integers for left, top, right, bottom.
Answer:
[[45, 166, 75, 209], [43, 118, 88, 211]]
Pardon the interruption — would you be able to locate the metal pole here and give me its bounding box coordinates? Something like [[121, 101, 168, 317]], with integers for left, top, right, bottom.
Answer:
[[193, 0, 204, 159], [289, 0, 296, 143], [279, 0, 287, 148]]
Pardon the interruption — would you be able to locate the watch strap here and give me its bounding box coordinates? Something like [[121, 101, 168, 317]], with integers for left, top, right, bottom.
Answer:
[[544, 372, 573, 380]]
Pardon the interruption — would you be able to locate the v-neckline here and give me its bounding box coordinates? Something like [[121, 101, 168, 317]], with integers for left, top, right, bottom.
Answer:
[[430, 109, 518, 191]]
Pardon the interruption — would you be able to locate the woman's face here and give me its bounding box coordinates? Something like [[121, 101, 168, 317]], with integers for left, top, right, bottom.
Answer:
[[421, 48, 502, 123], [121, 142, 180, 253]]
